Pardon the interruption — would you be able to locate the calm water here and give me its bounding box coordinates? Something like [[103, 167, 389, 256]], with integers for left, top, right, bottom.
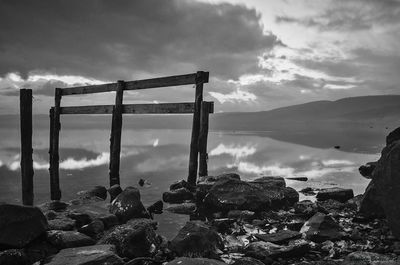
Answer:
[[0, 125, 381, 239]]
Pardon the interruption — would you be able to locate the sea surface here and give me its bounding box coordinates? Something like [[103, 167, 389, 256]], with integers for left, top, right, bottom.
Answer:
[[0, 120, 383, 239]]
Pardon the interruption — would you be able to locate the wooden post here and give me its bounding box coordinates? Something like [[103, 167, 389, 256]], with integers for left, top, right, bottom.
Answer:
[[20, 89, 34, 205], [49, 88, 62, 200], [198, 101, 210, 177], [109, 80, 124, 186], [187, 71, 206, 185]]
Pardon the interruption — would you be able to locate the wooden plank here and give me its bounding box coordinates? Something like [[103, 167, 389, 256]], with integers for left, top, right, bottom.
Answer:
[[59, 102, 203, 115], [109, 81, 124, 186], [61, 72, 209, 96], [50, 88, 62, 200], [187, 71, 205, 185], [20, 89, 34, 205], [198, 101, 211, 177]]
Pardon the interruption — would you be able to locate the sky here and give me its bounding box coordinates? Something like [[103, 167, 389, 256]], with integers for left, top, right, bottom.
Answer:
[[0, 0, 399, 114]]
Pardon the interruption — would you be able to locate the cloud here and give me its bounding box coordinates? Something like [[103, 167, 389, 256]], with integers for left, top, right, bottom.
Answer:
[[0, 0, 280, 81]]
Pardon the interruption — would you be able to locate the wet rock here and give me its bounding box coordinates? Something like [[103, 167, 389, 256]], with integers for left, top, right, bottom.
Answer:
[[0, 249, 28, 265], [109, 186, 148, 223], [317, 199, 354, 215], [211, 218, 236, 233], [43, 244, 124, 265], [85, 185, 108, 200], [254, 230, 301, 244], [294, 200, 318, 217], [203, 178, 271, 212], [99, 218, 158, 259], [166, 257, 226, 265], [98, 214, 119, 229], [66, 211, 92, 228], [284, 187, 300, 206], [68, 200, 112, 226], [359, 182, 385, 219], [245, 240, 310, 259], [147, 200, 163, 216], [300, 212, 344, 243], [369, 140, 400, 238], [359, 162, 377, 179], [251, 176, 286, 189], [170, 180, 195, 192], [163, 187, 194, 203], [386, 127, 400, 146], [39, 200, 69, 212], [46, 230, 95, 249], [232, 257, 265, 265], [342, 251, 399, 265], [0, 204, 48, 248], [24, 240, 58, 264], [108, 184, 123, 202], [166, 202, 196, 215], [170, 221, 223, 258], [78, 219, 104, 239], [300, 187, 316, 196], [48, 217, 76, 231], [316, 188, 354, 203]]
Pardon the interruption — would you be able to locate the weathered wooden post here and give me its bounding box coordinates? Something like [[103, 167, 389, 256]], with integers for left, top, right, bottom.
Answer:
[[188, 71, 208, 185], [109, 80, 125, 186], [49, 88, 62, 200], [198, 101, 211, 177], [20, 89, 34, 205]]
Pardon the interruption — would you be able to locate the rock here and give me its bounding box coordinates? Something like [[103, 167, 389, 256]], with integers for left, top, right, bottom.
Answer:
[[342, 251, 399, 265], [147, 200, 163, 215], [108, 184, 123, 202], [68, 200, 113, 226], [170, 180, 195, 192], [170, 221, 223, 258], [369, 140, 400, 238], [43, 244, 124, 265], [98, 214, 119, 229], [316, 188, 354, 203], [300, 187, 316, 195], [48, 217, 76, 231], [166, 202, 196, 215], [0, 249, 28, 265], [109, 187, 148, 223], [227, 210, 255, 220], [211, 218, 236, 233], [86, 186, 108, 200], [386, 127, 400, 146], [359, 182, 385, 219], [45, 210, 57, 220], [284, 187, 300, 206], [251, 176, 286, 189], [245, 240, 310, 259], [232, 257, 265, 265], [334, 145, 340, 149], [300, 212, 344, 243], [0, 204, 48, 248], [286, 177, 308, 181], [163, 187, 194, 203], [78, 219, 104, 239], [294, 200, 318, 217], [46, 230, 95, 249], [166, 257, 226, 265], [214, 172, 241, 180], [38, 201, 69, 212], [203, 178, 271, 212], [359, 162, 377, 179], [254, 230, 301, 244], [24, 240, 58, 264], [99, 218, 158, 259]]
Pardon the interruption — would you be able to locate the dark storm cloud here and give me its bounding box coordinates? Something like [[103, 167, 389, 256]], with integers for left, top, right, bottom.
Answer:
[[276, 0, 400, 31], [0, 0, 280, 81]]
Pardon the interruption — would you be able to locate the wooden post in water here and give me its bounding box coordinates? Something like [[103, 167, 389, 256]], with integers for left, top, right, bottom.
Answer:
[[109, 80, 125, 186], [20, 89, 34, 205], [187, 71, 207, 185], [49, 88, 62, 200], [198, 101, 210, 177]]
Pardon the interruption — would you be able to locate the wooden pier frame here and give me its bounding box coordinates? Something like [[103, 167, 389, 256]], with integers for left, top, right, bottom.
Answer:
[[20, 89, 34, 205], [48, 71, 213, 199]]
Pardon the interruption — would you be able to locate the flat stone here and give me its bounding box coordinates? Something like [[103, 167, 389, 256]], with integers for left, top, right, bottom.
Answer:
[[254, 230, 301, 244], [166, 202, 196, 215]]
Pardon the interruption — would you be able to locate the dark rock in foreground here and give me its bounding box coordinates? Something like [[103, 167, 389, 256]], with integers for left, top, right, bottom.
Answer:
[[0, 204, 48, 248], [300, 212, 344, 243], [359, 182, 385, 219], [170, 221, 223, 258], [316, 188, 354, 203], [109, 186, 148, 223], [43, 244, 124, 265]]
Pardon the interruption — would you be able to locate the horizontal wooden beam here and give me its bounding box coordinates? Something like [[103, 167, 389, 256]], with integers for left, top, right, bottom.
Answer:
[[59, 102, 214, 115], [61, 72, 209, 96]]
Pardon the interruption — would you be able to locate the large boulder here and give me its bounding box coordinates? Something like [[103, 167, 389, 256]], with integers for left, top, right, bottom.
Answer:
[[46, 230, 95, 249], [109, 187, 148, 223], [0, 204, 48, 248], [43, 244, 124, 265], [359, 182, 385, 219], [370, 140, 400, 237], [169, 221, 223, 258], [98, 218, 158, 259], [251, 176, 286, 189], [163, 188, 194, 203], [166, 257, 226, 265], [300, 212, 344, 243], [316, 188, 354, 203], [203, 178, 271, 212]]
